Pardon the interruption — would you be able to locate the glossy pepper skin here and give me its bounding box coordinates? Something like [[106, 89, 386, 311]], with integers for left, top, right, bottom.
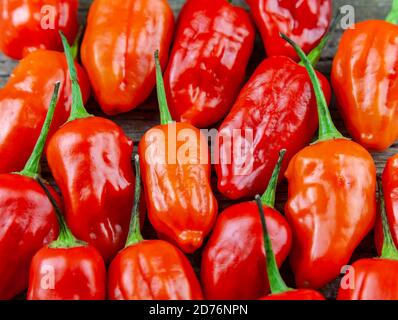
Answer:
[[0, 0, 79, 60], [109, 157, 203, 300], [332, 5, 398, 151], [0, 83, 61, 300], [245, 0, 331, 60], [81, 0, 174, 115], [282, 34, 376, 290], [337, 180, 398, 300], [46, 34, 135, 263], [163, 0, 255, 128], [215, 55, 331, 200], [0, 50, 90, 174], [28, 178, 106, 300], [139, 52, 217, 253], [375, 154, 398, 253], [261, 289, 325, 300]]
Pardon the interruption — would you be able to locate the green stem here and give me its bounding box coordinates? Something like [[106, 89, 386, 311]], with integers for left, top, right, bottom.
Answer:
[[261, 149, 286, 208], [36, 177, 85, 248], [125, 154, 144, 247], [386, 0, 398, 24], [255, 195, 290, 294], [60, 31, 91, 122], [378, 178, 398, 260], [19, 82, 60, 178], [71, 25, 84, 60], [154, 50, 173, 125], [281, 33, 344, 143]]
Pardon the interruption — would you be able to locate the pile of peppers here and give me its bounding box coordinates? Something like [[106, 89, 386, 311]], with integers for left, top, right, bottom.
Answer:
[[0, 0, 398, 301]]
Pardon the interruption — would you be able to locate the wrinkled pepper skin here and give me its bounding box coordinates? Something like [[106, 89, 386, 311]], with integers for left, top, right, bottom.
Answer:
[[0, 0, 79, 60], [139, 122, 218, 253], [0, 50, 90, 174], [337, 258, 398, 300], [261, 289, 325, 300], [285, 139, 376, 289], [46, 117, 135, 263], [201, 202, 291, 300], [163, 0, 255, 128], [0, 174, 59, 300], [27, 245, 106, 300], [81, 0, 174, 115], [245, 0, 331, 60], [108, 240, 203, 300], [332, 21, 398, 151], [215, 56, 331, 200]]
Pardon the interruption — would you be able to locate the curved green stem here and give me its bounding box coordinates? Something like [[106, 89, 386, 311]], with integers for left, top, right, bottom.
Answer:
[[125, 154, 144, 247], [71, 25, 84, 60], [19, 82, 60, 178], [255, 195, 290, 294], [378, 178, 398, 260], [36, 177, 85, 248], [281, 33, 344, 143], [60, 31, 91, 122], [154, 50, 173, 125], [386, 0, 398, 24], [261, 149, 286, 208]]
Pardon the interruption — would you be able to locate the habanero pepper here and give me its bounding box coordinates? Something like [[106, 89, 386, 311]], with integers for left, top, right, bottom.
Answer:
[[81, 0, 174, 115], [0, 83, 60, 300], [255, 194, 325, 300], [0, 48, 90, 174], [215, 34, 331, 200], [28, 178, 106, 300], [337, 180, 398, 300], [46, 33, 137, 263], [0, 0, 79, 60], [163, 0, 255, 128], [201, 151, 291, 300], [245, 0, 331, 60], [138, 51, 218, 254], [283, 34, 376, 289], [332, 1, 398, 151], [108, 155, 203, 300]]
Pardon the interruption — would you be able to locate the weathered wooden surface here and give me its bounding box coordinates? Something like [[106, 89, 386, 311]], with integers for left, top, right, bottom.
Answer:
[[0, 0, 396, 300]]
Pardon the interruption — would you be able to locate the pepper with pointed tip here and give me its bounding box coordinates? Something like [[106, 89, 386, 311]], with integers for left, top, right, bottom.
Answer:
[[81, 0, 174, 115], [139, 51, 218, 254], [215, 32, 332, 200], [46, 33, 137, 263], [201, 150, 292, 300], [245, 0, 331, 61], [163, 0, 255, 128], [283, 33, 376, 289], [0, 83, 61, 300], [0, 0, 79, 60], [27, 178, 106, 300], [332, 1, 398, 151], [108, 155, 203, 300], [337, 179, 398, 300]]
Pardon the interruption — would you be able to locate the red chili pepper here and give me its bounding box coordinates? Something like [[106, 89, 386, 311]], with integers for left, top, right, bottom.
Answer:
[[0, 83, 60, 300], [81, 0, 175, 115], [108, 155, 203, 300], [215, 36, 331, 200], [245, 0, 331, 60], [138, 51, 218, 254], [163, 0, 255, 128], [27, 178, 106, 300], [254, 192, 325, 300], [283, 34, 376, 289], [0, 0, 79, 60], [337, 180, 398, 300], [201, 151, 292, 300], [46, 33, 137, 263], [0, 48, 90, 174], [332, 2, 398, 151]]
